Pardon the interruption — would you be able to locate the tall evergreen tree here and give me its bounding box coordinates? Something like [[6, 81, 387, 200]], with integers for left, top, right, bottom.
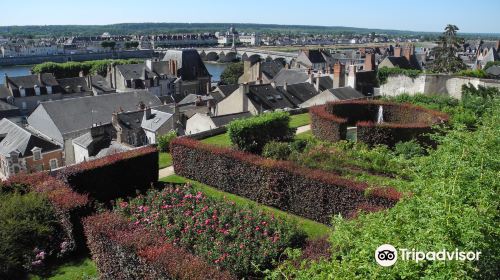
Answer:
[[431, 24, 467, 73]]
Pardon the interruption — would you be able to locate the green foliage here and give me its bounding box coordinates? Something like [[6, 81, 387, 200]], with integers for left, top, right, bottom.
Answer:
[[29, 257, 97, 280], [269, 98, 500, 279], [262, 141, 292, 160], [220, 62, 243, 84], [377, 66, 422, 85], [431, 24, 467, 73], [157, 130, 177, 152], [394, 140, 425, 159], [288, 113, 311, 128], [0, 192, 59, 279], [31, 59, 142, 78], [124, 41, 139, 49], [461, 83, 500, 118], [100, 41, 116, 49], [456, 69, 487, 78], [228, 111, 296, 153]]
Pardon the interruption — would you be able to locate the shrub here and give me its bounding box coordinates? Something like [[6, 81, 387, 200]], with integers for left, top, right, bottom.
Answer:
[[289, 139, 309, 153], [171, 137, 402, 224], [0, 192, 60, 279], [31, 59, 142, 78], [54, 146, 158, 202], [456, 69, 487, 78], [84, 212, 235, 280], [262, 141, 291, 160], [377, 66, 422, 85], [157, 130, 177, 152], [228, 111, 296, 153], [115, 186, 305, 277], [220, 62, 243, 85], [394, 140, 425, 159]]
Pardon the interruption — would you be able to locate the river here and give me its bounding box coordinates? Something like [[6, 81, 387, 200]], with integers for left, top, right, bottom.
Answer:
[[0, 62, 227, 84]]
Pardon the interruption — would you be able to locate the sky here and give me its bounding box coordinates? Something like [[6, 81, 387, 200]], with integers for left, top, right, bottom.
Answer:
[[0, 0, 498, 34]]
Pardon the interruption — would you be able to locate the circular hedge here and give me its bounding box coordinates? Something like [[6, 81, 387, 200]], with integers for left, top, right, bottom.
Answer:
[[310, 100, 449, 147]]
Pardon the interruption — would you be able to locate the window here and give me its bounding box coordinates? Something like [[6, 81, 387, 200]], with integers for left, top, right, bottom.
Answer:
[[49, 159, 58, 169], [20, 87, 26, 97], [35, 85, 40, 96], [33, 150, 41, 161], [47, 86, 52, 94], [21, 102, 27, 110]]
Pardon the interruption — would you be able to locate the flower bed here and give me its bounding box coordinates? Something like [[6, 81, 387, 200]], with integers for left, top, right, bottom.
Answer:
[[310, 100, 449, 147], [84, 211, 234, 280], [114, 185, 305, 277], [171, 137, 402, 224]]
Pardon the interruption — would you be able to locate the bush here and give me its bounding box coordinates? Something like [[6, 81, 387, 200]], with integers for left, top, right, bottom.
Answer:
[[456, 69, 487, 78], [157, 130, 177, 152], [31, 59, 142, 78], [171, 137, 402, 224], [377, 66, 422, 85], [54, 146, 158, 203], [290, 139, 309, 153], [394, 140, 425, 159], [0, 192, 60, 279], [115, 186, 305, 277], [84, 212, 235, 280], [262, 141, 291, 160], [228, 111, 296, 153]]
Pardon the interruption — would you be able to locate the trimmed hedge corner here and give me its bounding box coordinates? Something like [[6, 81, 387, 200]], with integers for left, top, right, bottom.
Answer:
[[171, 137, 402, 224], [54, 146, 159, 202], [84, 212, 235, 280], [310, 100, 449, 147]]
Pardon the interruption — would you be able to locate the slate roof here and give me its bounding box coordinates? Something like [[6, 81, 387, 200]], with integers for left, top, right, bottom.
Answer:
[[323, 86, 365, 100], [0, 85, 10, 99], [317, 76, 333, 91], [272, 69, 309, 86], [57, 77, 92, 94], [247, 84, 296, 111], [162, 49, 210, 81], [486, 65, 500, 77], [216, 84, 239, 97], [384, 56, 412, 69], [211, 111, 252, 127], [178, 94, 214, 106], [302, 49, 330, 64], [141, 109, 173, 132], [0, 100, 21, 118], [116, 64, 158, 80], [72, 132, 95, 148], [91, 75, 115, 93], [0, 118, 60, 157], [261, 61, 284, 79], [7, 73, 58, 89], [277, 82, 319, 107], [29, 91, 162, 136]]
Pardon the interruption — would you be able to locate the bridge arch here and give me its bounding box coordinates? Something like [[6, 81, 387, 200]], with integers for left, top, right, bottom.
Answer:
[[247, 54, 262, 63], [206, 52, 219, 62]]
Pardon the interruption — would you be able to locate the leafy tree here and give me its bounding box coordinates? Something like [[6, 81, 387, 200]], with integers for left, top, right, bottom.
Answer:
[[124, 41, 139, 49], [431, 24, 467, 73], [157, 130, 177, 152], [101, 41, 116, 50], [220, 62, 243, 85]]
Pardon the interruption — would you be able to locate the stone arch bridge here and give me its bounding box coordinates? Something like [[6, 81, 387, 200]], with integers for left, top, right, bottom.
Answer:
[[196, 47, 297, 64]]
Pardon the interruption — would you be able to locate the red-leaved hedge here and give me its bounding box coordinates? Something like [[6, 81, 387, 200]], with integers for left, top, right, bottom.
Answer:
[[83, 212, 235, 280], [54, 145, 159, 203], [310, 100, 449, 147], [171, 137, 402, 224]]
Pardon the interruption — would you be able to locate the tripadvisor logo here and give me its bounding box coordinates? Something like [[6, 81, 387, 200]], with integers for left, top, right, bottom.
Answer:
[[375, 244, 482, 267]]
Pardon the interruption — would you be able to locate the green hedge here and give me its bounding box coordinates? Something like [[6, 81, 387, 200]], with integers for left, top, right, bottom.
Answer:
[[227, 111, 296, 153], [377, 66, 422, 85], [31, 59, 142, 78]]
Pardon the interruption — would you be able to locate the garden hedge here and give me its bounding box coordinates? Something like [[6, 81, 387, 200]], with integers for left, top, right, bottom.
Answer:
[[54, 146, 159, 203], [310, 100, 449, 147], [84, 212, 235, 280], [171, 138, 402, 224]]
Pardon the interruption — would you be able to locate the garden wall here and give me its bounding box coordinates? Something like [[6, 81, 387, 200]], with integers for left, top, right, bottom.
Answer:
[[171, 138, 401, 224], [54, 146, 159, 202], [83, 212, 235, 280]]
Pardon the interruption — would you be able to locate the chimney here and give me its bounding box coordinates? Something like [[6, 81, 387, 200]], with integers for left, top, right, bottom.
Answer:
[[364, 52, 375, 71], [240, 82, 250, 95], [137, 101, 146, 110], [347, 65, 356, 89], [403, 45, 413, 63], [394, 47, 402, 57], [315, 75, 320, 92], [206, 81, 210, 94], [4, 74, 8, 89], [283, 81, 287, 91], [333, 62, 345, 88], [144, 106, 152, 120], [37, 73, 42, 84], [79, 70, 85, 77], [87, 75, 92, 89], [285, 63, 290, 69], [308, 72, 313, 84]]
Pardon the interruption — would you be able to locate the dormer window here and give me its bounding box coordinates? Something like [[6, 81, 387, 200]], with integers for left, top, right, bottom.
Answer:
[[32, 147, 42, 161], [19, 86, 26, 97], [47, 86, 52, 94], [35, 85, 41, 96]]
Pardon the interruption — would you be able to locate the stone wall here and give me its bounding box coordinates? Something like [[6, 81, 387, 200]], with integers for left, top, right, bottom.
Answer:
[[0, 50, 154, 66], [380, 74, 500, 99]]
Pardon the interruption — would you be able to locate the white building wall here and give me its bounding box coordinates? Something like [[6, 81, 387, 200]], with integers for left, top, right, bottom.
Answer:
[[185, 113, 216, 135], [73, 144, 90, 164]]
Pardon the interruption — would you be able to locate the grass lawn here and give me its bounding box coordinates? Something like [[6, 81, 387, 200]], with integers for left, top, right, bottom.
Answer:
[[201, 132, 232, 147], [29, 257, 97, 280], [289, 113, 311, 128], [160, 175, 331, 240], [295, 130, 313, 140], [159, 152, 173, 169]]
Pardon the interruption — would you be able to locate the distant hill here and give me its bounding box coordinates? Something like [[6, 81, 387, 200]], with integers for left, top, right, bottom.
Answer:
[[0, 22, 497, 39]]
